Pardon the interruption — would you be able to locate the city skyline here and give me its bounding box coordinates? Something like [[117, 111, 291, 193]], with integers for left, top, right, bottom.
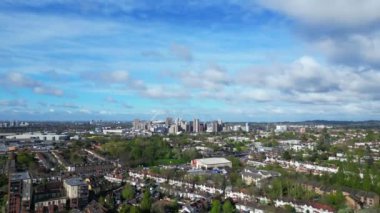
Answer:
[[1, 1, 380, 121]]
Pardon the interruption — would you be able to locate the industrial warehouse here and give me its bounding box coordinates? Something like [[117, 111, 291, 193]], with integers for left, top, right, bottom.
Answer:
[[191, 157, 232, 170]]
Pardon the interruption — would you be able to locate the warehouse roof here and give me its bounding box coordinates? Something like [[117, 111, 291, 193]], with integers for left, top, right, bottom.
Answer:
[[195, 157, 231, 165]]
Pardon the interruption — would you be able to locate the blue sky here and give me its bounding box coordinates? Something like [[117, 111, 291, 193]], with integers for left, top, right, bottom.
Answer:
[[1, 0, 380, 121]]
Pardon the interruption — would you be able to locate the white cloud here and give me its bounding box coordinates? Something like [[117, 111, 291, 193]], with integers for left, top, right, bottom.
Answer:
[[169, 43, 193, 62], [98, 70, 129, 83], [5, 72, 38, 87], [255, 0, 380, 68], [79, 108, 92, 114], [122, 103, 133, 109], [228, 55, 380, 108], [99, 110, 113, 115], [236, 56, 338, 93], [84, 70, 130, 85], [258, 0, 380, 27], [33, 86, 64, 96], [141, 85, 189, 99], [105, 96, 118, 103], [52, 103, 80, 109], [0, 99, 27, 108], [180, 65, 230, 90], [315, 32, 380, 67], [0, 12, 122, 47], [108, 70, 129, 82], [0, 72, 64, 96]]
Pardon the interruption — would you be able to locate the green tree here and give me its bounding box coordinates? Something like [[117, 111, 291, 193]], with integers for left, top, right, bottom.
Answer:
[[211, 199, 222, 213], [365, 130, 376, 142], [223, 199, 234, 213], [119, 204, 131, 213], [98, 195, 105, 206], [130, 206, 141, 213], [0, 194, 8, 212], [226, 157, 242, 172], [16, 152, 35, 168], [122, 184, 135, 200], [104, 194, 115, 209], [300, 134, 308, 142], [322, 190, 345, 209], [0, 175, 8, 187], [317, 128, 331, 151], [283, 205, 296, 213], [335, 164, 345, 186], [282, 151, 292, 160], [140, 189, 152, 213], [363, 168, 371, 191]]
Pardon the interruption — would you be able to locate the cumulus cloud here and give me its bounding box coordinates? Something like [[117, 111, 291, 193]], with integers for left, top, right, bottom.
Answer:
[[33, 86, 64, 96], [315, 32, 380, 67], [236, 57, 336, 93], [52, 103, 80, 109], [180, 65, 230, 90], [0, 99, 27, 108], [5, 72, 37, 87], [37, 102, 79, 109], [257, 0, 380, 68], [170, 43, 193, 62], [170, 58, 379, 106], [235, 56, 380, 105], [108, 70, 129, 82], [89, 70, 129, 84], [141, 85, 189, 99], [79, 108, 92, 114], [0, 72, 64, 96], [267, 56, 338, 93], [105, 96, 118, 103], [121, 103, 133, 109], [200, 88, 277, 103], [99, 70, 129, 83], [0, 11, 121, 48], [258, 0, 380, 27]]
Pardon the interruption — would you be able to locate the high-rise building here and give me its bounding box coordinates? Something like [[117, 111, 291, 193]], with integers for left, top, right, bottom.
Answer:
[[193, 119, 200, 133], [180, 121, 189, 132], [213, 121, 218, 133], [8, 171, 32, 213], [168, 125, 178, 134], [206, 121, 218, 133], [175, 118, 181, 125], [245, 123, 250, 132], [9, 120, 15, 127], [132, 119, 140, 130], [165, 117, 173, 127], [200, 123, 205, 132]]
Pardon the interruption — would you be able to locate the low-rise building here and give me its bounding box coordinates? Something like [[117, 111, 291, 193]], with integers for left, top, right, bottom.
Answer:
[[63, 178, 89, 209], [33, 181, 67, 213], [241, 168, 281, 187], [84, 200, 107, 213], [8, 171, 32, 213], [35, 197, 67, 213], [102, 129, 124, 135], [191, 158, 232, 170], [5, 132, 68, 141]]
